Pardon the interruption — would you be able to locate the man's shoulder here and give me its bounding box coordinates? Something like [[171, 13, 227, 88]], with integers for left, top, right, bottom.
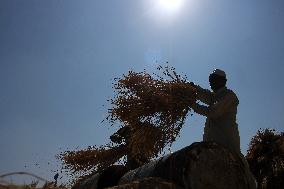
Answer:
[[225, 88, 236, 94], [225, 88, 239, 103]]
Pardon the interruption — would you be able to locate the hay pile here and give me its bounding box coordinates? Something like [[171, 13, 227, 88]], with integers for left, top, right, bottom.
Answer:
[[107, 66, 196, 160], [59, 145, 127, 176], [59, 65, 196, 182], [246, 129, 284, 189]]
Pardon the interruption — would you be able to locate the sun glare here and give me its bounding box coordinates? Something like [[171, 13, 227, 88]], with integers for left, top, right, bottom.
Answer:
[[158, 0, 183, 13]]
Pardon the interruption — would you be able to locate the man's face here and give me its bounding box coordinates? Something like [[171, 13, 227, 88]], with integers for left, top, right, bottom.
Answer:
[[209, 74, 226, 92]]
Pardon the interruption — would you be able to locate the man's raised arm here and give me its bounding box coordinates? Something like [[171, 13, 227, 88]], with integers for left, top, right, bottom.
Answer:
[[190, 82, 214, 105]]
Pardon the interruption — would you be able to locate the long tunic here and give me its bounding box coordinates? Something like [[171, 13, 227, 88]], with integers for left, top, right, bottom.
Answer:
[[192, 86, 241, 154]]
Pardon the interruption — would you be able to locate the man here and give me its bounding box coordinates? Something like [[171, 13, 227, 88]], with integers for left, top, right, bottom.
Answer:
[[191, 69, 256, 188], [110, 125, 150, 170], [191, 69, 240, 154]]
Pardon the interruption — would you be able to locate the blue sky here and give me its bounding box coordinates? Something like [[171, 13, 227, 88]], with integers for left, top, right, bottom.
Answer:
[[0, 0, 284, 184]]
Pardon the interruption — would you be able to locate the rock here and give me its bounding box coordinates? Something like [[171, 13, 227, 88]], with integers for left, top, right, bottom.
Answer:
[[119, 142, 253, 189], [72, 142, 255, 189], [106, 177, 180, 189], [72, 173, 100, 189]]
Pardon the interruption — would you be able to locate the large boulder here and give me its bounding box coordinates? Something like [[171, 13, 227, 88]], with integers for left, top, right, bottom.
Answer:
[[119, 142, 253, 189], [106, 177, 180, 189], [73, 142, 255, 189]]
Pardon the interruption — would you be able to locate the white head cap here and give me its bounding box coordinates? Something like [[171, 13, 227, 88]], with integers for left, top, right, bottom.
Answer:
[[211, 69, 226, 78]]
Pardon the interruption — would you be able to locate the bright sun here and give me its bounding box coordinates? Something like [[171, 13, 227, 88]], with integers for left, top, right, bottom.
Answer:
[[158, 0, 183, 13]]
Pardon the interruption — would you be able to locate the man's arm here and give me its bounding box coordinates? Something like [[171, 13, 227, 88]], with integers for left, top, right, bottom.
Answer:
[[192, 92, 236, 118], [110, 126, 130, 143], [194, 84, 214, 105]]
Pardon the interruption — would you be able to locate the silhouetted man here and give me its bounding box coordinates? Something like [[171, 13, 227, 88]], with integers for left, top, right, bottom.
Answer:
[[190, 69, 256, 188], [191, 69, 240, 154], [110, 125, 149, 170]]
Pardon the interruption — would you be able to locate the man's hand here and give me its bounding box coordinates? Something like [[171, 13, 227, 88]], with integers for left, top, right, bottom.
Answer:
[[185, 82, 198, 107]]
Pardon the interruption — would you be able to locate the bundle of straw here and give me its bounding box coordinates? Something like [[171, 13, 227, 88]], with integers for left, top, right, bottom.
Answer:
[[59, 65, 197, 181], [59, 145, 127, 174], [107, 65, 196, 159]]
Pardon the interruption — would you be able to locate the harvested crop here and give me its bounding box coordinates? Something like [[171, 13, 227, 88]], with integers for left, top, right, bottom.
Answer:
[[59, 65, 196, 182]]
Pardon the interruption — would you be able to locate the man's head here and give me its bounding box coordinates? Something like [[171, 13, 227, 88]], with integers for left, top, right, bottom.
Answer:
[[209, 69, 227, 92]]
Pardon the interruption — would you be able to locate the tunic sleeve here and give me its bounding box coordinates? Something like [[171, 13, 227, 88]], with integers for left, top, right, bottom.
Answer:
[[195, 85, 214, 105], [192, 92, 237, 118]]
